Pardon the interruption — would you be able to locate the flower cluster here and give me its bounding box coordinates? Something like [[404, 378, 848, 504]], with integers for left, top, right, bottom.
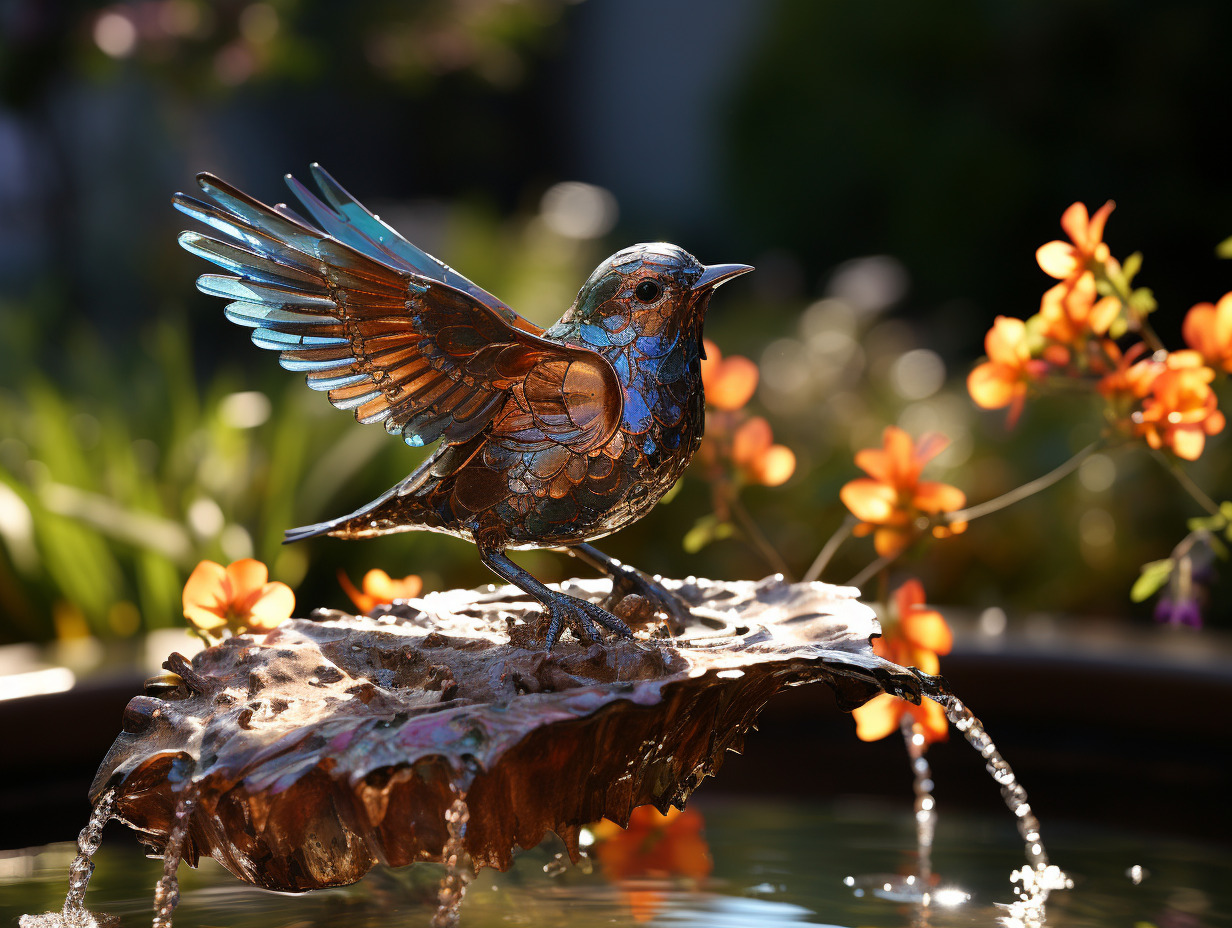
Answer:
[[1100, 349, 1226, 460], [182, 558, 294, 643], [840, 426, 966, 558], [851, 579, 952, 744], [698, 339, 796, 488], [968, 201, 1227, 461]]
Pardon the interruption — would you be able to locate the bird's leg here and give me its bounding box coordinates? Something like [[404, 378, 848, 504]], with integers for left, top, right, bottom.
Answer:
[[564, 543, 692, 634], [478, 544, 633, 651]]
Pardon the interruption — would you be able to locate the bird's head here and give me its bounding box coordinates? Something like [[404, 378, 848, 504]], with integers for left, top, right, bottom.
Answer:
[[565, 243, 752, 347]]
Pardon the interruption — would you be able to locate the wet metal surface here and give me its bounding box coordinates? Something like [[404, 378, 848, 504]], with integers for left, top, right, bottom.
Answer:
[[89, 578, 929, 892]]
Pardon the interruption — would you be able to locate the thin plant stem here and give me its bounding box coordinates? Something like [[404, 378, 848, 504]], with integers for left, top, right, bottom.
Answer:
[[730, 494, 794, 580], [944, 441, 1101, 525], [847, 546, 907, 590], [844, 441, 1102, 590], [1153, 450, 1220, 516], [803, 514, 856, 582], [1136, 316, 1167, 354]]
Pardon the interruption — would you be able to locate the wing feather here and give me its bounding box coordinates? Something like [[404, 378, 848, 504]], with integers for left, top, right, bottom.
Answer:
[[175, 168, 622, 451]]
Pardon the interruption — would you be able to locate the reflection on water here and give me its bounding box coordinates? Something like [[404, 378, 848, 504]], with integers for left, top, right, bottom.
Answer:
[[2, 798, 1228, 928]]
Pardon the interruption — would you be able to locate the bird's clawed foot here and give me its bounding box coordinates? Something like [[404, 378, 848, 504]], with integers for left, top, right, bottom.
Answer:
[[543, 592, 633, 651], [603, 570, 692, 636]]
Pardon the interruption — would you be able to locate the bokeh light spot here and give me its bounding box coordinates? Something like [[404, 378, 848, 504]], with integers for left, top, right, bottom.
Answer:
[[94, 11, 138, 58], [539, 182, 618, 240], [1078, 453, 1116, 493], [219, 391, 271, 429], [891, 348, 946, 400]]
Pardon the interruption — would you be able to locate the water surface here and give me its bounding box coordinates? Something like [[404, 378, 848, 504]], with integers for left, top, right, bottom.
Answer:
[[2, 798, 1227, 927]]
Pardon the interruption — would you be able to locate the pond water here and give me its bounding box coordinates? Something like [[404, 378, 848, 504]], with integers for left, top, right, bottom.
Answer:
[[2, 797, 1227, 927]]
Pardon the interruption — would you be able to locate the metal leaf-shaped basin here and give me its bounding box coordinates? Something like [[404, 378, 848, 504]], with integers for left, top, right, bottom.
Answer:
[[90, 577, 929, 892]]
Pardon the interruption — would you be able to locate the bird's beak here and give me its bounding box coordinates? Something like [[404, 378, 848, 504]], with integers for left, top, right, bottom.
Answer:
[[692, 263, 754, 291]]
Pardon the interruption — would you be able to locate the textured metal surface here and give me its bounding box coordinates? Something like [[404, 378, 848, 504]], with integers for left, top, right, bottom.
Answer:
[[175, 167, 751, 644], [88, 577, 932, 891]]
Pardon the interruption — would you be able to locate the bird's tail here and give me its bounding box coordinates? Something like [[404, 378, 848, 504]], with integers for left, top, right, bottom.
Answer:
[[281, 485, 411, 544], [283, 519, 341, 544], [281, 447, 447, 544]]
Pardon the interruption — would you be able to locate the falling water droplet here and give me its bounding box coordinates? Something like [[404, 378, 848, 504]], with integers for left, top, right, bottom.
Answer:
[[902, 718, 935, 873], [430, 797, 475, 928]]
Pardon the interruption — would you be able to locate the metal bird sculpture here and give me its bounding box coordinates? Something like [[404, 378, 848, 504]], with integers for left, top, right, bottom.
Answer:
[[174, 166, 752, 649]]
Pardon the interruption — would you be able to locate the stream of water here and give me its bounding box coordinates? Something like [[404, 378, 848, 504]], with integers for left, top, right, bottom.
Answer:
[[430, 797, 475, 928], [18, 789, 117, 928], [150, 791, 197, 928]]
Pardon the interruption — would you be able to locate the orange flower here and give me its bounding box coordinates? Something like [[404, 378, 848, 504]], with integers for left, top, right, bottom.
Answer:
[[840, 427, 967, 557], [591, 806, 712, 883], [968, 316, 1046, 426], [700, 338, 759, 411], [182, 558, 294, 643], [339, 569, 423, 613], [852, 579, 951, 744], [1036, 200, 1115, 281], [1133, 351, 1225, 460], [730, 416, 796, 486], [1038, 271, 1120, 346], [1183, 292, 1232, 374], [1097, 341, 1156, 402]]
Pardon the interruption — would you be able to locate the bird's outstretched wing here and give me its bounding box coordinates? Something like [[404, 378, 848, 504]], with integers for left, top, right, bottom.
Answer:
[[175, 170, 621, 451]]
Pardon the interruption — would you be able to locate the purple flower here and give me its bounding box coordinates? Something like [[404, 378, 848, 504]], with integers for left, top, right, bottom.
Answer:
[[1153, 595, 1203, 627]]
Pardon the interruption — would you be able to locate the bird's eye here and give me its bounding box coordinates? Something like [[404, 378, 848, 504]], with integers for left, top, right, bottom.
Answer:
[[634, 280, 663, 303]]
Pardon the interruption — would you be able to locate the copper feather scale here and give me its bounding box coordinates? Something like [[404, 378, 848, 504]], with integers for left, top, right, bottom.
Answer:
[[175, 165, 752, 646]]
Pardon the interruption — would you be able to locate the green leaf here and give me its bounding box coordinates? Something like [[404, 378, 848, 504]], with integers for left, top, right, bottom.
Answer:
[[1128, 287, 1157, 315], [682, 514, 735, 554], [1130, 559, 1172, 603], [1216, 235, 1232, 259], [1121, 252, 1143, 285], [1188, 514, 1221, 533]]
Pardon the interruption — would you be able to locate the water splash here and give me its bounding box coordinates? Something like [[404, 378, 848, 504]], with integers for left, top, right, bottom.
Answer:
[[19, 789, 118, 928], [844, 685, 1071, 925], [430, 797, 474, 928], [151, 789, 197, 928], [930, 691, 1073, 926]]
